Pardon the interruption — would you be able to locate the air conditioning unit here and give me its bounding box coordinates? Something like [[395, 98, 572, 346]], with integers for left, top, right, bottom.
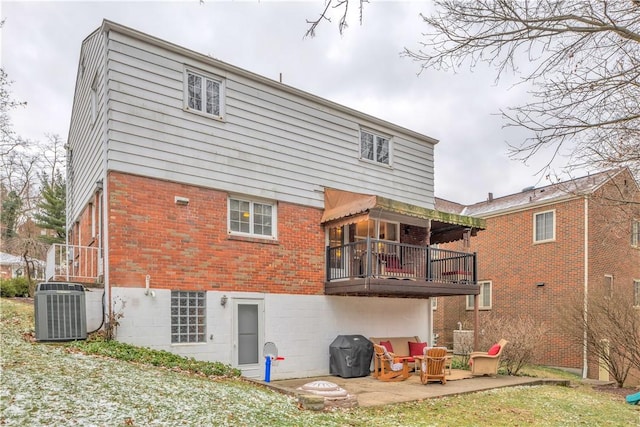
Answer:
[[34, 282, 87, 341]]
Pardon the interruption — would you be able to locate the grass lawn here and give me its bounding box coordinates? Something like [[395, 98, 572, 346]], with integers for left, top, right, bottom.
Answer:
[[1, 298, 639, 426]]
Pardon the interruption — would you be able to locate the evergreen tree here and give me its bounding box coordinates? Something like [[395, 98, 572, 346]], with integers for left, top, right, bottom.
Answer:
[[33, 171, 66, 244], [1, 189, 21, 240]]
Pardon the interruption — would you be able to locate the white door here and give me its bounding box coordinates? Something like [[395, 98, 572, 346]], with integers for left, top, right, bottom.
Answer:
[[232, 298, 264, 378]]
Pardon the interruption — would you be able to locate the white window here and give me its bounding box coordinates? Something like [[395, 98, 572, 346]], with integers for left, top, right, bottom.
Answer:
[[228, 197, 277, 239], [604, 274, 613, 298], [632, 220, 640, 247], [90, 73, 98, 123], [355, 219, 399, 242], [360, 129, 390, 165], [534, 210, 555, 243], [634, 280, 640, 307], [185, 69, 224, 118], [467, 281, 492, 310], [171, 291, 206, 343]]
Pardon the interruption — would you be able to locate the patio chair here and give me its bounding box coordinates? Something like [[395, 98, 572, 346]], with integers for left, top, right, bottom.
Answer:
[[372, 344, 410, 382], [469, 338, 508, 376], [420, 347, 447, 385]]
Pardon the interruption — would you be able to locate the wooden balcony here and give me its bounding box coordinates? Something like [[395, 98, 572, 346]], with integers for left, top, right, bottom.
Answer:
[[325, 239, 479, 298]]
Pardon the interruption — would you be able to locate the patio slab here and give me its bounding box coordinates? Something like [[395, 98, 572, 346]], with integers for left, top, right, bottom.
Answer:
[[261, 370, 568, 407]]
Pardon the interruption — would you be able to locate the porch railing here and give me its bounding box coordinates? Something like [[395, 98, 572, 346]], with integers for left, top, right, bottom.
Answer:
[[45, 243, 102, 284], [326, 239, 477, 284]]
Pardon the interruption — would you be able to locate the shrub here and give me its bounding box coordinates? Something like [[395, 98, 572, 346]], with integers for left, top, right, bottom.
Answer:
[[0, 277, 31, 298], [478, 315, 549, 375]]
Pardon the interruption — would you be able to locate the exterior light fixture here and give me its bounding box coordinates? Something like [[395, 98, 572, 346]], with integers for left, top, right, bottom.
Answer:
[[220, 295, 228, 307]]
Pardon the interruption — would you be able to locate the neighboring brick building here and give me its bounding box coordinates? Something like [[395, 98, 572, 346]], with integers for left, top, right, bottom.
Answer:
[[54, 20, 485, 380], [434, 169, 640, 382]]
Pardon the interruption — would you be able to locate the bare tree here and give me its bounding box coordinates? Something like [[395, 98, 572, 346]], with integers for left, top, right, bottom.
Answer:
[[563, 288, 640, 387], [307, 1, 640, 183], [0, 63, 65, 277]]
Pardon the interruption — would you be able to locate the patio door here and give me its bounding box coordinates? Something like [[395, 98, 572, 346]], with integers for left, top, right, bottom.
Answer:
[[232, 298, 264, 378], [328, 226, 348, 278]]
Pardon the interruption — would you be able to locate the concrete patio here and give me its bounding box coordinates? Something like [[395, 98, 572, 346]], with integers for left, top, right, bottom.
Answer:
[[261, 370, 570, 408]]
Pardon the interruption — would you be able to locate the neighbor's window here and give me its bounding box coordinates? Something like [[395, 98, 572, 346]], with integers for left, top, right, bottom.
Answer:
[[467, 281, 492, 310], [171, 291, 206, 343], [633, 280, 640, 307], [604, 274, 613, 298], [360, 129, 390, 165], [632, 220, 640, 247], [185, 70, 224, 118], [228, 197, 277, 239], [534, 210, 555, 243]]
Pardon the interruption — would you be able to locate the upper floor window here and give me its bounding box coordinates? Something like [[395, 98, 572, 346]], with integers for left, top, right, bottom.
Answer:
[[90, 73, 98, 124], [467, 281, 492, 310], [534, 210, 555, 243], [634, 280, 640, 307], [355, 219, 398, 242], [185, 69, 224, 118], [632, 219, 640, 247], [228, 197, 277, 239], [360, 129, 390, 165]]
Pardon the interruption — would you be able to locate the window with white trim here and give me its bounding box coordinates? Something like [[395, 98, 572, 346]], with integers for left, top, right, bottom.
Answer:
[[632, 219, 640, 247], [467, 281, 492, 310], [604, 274, 613, 298], [228, 197, 277, 239], [185, 69, 224, 118], [90, 73, 98, 123], [634, 280, 640, 307], [534, 210, 555, 243], [171, 291, 206, 343], [360, 129, 390, 165]]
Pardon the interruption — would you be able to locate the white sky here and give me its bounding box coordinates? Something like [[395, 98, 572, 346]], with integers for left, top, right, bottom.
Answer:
[[1, 0, 572, 204]]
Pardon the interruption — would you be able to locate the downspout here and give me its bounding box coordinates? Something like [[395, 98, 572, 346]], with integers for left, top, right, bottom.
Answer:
[[100, 26, 111, 320], [582, 196, 589, 379], [65, 145, 71, 282]]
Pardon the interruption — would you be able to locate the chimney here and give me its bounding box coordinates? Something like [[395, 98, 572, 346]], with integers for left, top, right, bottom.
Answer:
[[488, 192, 494, 202]]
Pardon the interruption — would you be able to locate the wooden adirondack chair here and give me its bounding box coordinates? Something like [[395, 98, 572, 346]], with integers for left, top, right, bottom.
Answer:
[[420, 347, 447, 385], [372, 344, 410, 382]]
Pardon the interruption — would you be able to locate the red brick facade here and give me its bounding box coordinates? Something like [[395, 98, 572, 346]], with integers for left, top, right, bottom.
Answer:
[[105, 172, 326, 294], [435, 171, 640, 379]]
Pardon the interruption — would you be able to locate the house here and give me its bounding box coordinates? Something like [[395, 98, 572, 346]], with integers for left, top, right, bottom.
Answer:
[[1, 252, 45, 281], [434, 169, 640, 382], [52, 20, 485, 379]]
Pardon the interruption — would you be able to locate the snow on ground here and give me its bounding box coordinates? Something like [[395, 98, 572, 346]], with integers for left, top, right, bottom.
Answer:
[[0, 302, 341, 426]]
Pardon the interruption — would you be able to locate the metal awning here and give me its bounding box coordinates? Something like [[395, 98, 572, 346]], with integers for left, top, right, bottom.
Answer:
[[321, 188, 485, 243]]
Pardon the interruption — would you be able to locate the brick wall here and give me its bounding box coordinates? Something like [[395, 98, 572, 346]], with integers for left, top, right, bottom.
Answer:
[[106, 171, 325, 294], [436, 172, 640, 379]]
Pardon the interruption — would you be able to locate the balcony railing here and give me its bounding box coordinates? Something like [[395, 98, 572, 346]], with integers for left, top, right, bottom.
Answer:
[[45, 243, 102, 284], [326, 239, 477, 284]]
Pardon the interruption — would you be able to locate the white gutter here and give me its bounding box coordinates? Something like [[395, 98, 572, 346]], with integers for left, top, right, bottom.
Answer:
[[582, 196, 589, 379]]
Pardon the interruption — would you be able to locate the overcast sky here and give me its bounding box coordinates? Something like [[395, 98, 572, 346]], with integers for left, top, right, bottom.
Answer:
[[1, 0, 571, 205]]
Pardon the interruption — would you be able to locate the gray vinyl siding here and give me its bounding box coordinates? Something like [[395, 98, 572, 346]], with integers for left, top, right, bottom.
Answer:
[[66, 29, 107, 222], [73, 23, 436, 216]]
